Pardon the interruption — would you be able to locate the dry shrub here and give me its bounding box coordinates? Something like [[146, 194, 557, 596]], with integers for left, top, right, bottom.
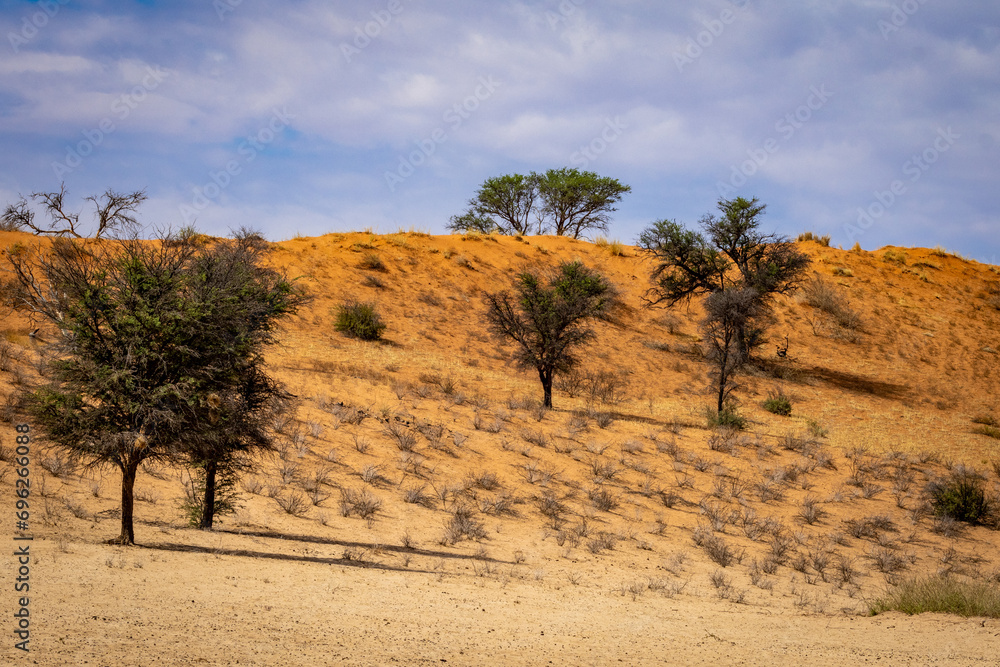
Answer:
[[845, 514, 897, 540], [40, 452, 75, 478], [588, 486, 618, 512], [465, 470, 502, 491], [442, 504, 487, 544], [587, 532, 618, 554], [590, 458, 620, 482], [803, 277, 863, 334], [340, 488, 382, 519], [479, 492, 518, 516], [699, 534, 744, 567], [867, 546, 909, 574], [274, 490, 310, 517], [799, 496, 826, 525], [522, 462, 553, 485], [384, 421, 417, 452], [707, 428, 740, 454]]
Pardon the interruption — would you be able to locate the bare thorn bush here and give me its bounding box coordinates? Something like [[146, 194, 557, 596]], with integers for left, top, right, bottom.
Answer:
[[384, 421, 418, 452], [340, 488, 382, 519], [274, 491, 310, 517]]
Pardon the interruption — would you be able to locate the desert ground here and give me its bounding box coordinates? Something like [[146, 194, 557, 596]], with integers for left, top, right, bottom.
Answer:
[[2, 229, 1000, 665]]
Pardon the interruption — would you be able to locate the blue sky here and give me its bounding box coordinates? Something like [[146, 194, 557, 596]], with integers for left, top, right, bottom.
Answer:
[[1, 0, 998, 263]]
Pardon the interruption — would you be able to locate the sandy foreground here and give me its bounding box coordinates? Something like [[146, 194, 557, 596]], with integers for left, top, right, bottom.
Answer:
[[1, 530, 997, 667]]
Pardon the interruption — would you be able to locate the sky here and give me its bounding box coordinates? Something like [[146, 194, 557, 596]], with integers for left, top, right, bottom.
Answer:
[[1, 0, 998, 263]]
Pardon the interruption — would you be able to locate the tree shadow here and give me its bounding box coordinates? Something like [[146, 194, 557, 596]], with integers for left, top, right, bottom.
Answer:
[[139, 527, 505, 575], [141, 541, 430, 573], [805, 366, 910, 400]]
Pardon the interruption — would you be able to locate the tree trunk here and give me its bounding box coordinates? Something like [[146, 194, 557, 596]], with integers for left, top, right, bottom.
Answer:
[[540, 368, 553, 409], [200, 458, 218, 530], [716, 347, 729, 413], [110, 461, 138, 545]]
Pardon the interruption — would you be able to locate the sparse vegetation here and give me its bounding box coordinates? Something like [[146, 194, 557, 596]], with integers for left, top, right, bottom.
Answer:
[[335, 300, 387, 341], [6, 217, 1000, 661], [928, 469, 996, 526], [803, 277, 863, 334], [357, 253, 387, 272], [762, 389, 792, 416], [882, 249, 908, 266], [870, 575, 1000, 617], [797, 231, 831, 246], [705, 405, 747, 430], [484, 261, 611, 408]]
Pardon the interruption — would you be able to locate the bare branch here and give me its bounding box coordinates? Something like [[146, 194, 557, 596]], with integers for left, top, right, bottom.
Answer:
[[1, 198, 33, 232], [86, 188, 148, 239]]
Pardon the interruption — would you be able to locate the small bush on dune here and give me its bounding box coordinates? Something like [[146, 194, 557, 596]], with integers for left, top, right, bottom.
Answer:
[[796, 231, 831, 247], [928, 470, 996, 526], [974, 425, 1000, 440], [335, 300, 386, 341], [803, 277, 862, 332], [705, 405, 746, 430], [762, 389, 792, 416], [357, 252, 387, 271], [882, 249, 908, 265]]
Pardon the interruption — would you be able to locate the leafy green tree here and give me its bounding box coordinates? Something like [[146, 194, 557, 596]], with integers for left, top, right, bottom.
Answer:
[[534, 168, 631, 239], [448, 174, 538, 235], [176, 229, 306, 529], [3, 225, 306, 542], [6, 237, 199, 544], [638, 196, 809, 359], [450, 169, 631, 238], [484, 261, 611, 408], [638, 196, 809, 411]]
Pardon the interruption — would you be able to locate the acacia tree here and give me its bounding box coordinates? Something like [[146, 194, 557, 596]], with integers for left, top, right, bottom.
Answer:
[[484, 261, 611, 408], [638, 196, 809, 359], [450, 169, 631, 238], [534, 168, 631, 239], [448, 174, 538, 235], [5, 237, 198, 544], [3, 224, 306, 542], [177, 229, 306, 529], [638, 196, 809, 411]]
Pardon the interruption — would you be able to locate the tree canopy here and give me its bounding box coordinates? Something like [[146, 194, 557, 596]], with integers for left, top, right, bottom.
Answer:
[[638, 196, 809, 314], [638, 196, 810, 411], [1, 183, 147, 239], [484, 261, 612, 408], [3, 226, 307, 543], [448, 173, 538, 235], [450, 168, 630, 239], [534, 168, 631, 239]]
